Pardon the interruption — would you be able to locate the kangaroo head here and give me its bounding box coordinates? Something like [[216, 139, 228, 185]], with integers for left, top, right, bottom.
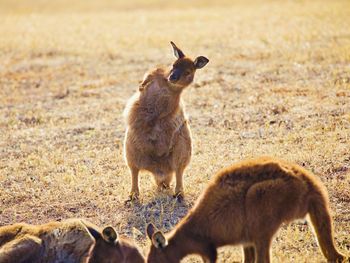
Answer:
[[167, 41, 209, 90], [146, 223, 179, 263], [86, 223, 144, 263]]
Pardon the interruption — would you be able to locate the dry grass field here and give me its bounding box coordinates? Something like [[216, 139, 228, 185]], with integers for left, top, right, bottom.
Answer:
[[0, 0, 349, 262]]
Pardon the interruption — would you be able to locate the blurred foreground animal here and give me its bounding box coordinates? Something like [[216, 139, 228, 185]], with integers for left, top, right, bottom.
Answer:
[[146, 157, 348, 263], [124, 41, 209, 200], [0, 218, 144, 263]]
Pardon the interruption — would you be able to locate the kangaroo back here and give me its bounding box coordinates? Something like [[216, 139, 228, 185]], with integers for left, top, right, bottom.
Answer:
[[0, 235, 42, 263]]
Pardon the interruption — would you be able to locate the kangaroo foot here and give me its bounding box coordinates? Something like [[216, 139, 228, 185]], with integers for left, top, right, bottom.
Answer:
[[173, 190, 184, 202], [124, 191, 140, 205]]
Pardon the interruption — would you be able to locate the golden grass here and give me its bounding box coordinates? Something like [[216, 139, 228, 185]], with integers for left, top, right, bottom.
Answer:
[[0, 0, 349, 262]]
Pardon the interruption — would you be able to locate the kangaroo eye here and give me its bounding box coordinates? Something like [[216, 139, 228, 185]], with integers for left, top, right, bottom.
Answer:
[[184, 71, 191, 76]]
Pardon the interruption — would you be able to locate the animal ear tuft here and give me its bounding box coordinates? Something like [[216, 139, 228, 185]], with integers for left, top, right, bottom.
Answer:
[[146, 223, 156, 240], [170, 41, 185, 59], [152, 231, 167, 249], [102, 226, 118, 243], [194, 56, 209, 69]]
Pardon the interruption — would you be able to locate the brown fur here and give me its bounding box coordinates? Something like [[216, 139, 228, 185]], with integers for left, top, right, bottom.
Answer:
[[0, 219, 144, 263], [123, 42, 209, 199], [146, 157, 348, 263]]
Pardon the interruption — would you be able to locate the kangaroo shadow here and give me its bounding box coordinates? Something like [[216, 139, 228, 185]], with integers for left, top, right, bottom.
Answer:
[[122, 193, 194, 239]]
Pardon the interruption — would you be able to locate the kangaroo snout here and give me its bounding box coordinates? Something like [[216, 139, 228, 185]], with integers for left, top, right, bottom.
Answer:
[[168, 69, 180, 83]]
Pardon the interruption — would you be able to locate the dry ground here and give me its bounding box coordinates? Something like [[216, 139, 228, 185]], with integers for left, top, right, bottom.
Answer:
[[0, 0, 349, 262]]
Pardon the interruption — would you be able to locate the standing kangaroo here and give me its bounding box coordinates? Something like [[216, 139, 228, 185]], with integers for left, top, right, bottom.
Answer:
[[124, 41, 209, 200], [146, 157, 348, 263]]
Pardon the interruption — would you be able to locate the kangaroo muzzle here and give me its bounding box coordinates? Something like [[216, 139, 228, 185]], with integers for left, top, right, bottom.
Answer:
[[168, 69, 181, 83]]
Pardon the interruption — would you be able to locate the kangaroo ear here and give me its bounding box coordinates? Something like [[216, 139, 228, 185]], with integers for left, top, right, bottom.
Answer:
[[146, 223, 156, 240], [170, 41, 185, 59], [194, 56, 209, 69], [87, 226, 101, 240], [82, 221, 102, 240], [102, 226, 118, 243], [152, 231, 167, 249]]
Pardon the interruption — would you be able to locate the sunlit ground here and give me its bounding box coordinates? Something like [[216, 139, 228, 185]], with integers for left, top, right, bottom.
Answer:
[[0, 0, 349, 262]]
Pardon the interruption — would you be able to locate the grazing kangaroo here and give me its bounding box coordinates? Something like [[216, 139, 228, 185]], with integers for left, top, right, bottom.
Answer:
[[146, 157, 348, 263], [124, 41, 209, 200], [0, 219, 144, 263]]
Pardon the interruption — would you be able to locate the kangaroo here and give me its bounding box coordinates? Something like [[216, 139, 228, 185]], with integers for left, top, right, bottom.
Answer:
[[123, 41, 209, 200], [146, 157, 348, 263], [0, 218, 144, 263]]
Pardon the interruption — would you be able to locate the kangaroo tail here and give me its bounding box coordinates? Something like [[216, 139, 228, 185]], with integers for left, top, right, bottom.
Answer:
[[308, 188, 347, 262]]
